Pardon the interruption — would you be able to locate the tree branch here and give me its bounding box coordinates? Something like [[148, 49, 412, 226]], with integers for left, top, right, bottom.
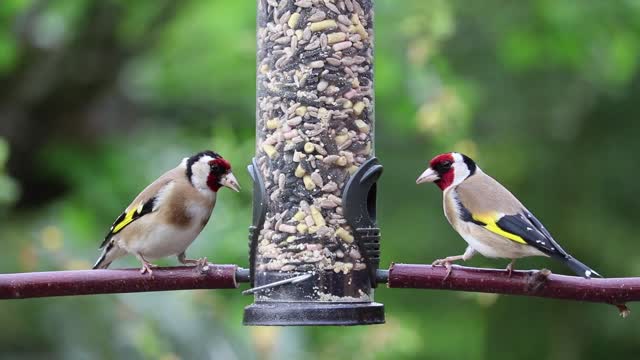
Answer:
[[0, 265, 241, 299], [2, 263, 638, 318], [386, 264, 638, 316]]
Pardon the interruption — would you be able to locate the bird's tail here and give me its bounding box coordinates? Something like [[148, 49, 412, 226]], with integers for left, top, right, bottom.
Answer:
[[92, 242, 122, 269], [560, 255, 601, 278], [92, 253, 111, 269]]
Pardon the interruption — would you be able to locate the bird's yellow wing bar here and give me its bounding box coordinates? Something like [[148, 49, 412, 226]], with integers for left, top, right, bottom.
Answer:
[[112, 203, 144, 234], [472, 212, 527, 244], [465, 208, 569, 259], [99, 197, 157, 249]]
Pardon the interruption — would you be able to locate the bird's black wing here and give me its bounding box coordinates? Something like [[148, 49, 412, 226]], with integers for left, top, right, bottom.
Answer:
[[494, 211, 569, 257], [99, 196, 156, 249]]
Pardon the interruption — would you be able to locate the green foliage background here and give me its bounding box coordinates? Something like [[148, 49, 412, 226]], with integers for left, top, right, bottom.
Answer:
[[1, 0, 640, 359]]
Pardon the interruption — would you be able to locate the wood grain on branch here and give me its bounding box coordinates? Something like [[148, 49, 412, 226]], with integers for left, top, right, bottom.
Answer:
[[387, 264, 638, 316], [2, 263, 638, 318], [0, 265, 239, 299]]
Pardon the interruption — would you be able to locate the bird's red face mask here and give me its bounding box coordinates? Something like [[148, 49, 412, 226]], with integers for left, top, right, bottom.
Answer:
[[417, 153, 456, 190], [417, 152, 477, 191], [207, 158, 240, 192]]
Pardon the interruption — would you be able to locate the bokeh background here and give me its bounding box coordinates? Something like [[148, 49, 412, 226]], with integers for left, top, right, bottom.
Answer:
[[1, 0, 640, 359]]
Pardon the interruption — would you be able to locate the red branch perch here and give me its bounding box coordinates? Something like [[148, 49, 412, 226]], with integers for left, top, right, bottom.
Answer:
[[2, 263, 639, 317], [387, 264, 640, 316], [0, 265, 240, 299]]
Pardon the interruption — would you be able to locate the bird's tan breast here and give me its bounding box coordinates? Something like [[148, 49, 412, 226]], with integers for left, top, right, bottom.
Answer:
[[443, 188, 461, 229], [158, 180, 215, 228], [116, 181, 216, 258]]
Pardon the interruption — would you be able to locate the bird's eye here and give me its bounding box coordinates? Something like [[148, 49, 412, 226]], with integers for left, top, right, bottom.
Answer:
[[440, 161, 452, 168]]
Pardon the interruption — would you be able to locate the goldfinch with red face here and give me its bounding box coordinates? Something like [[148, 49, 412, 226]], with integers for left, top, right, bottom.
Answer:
[[417, 152, 600, 278], [93, 151, 240, 274]]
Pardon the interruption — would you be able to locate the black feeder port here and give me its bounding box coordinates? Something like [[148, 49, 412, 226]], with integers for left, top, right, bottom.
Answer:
[[242, 158, 385, 326]]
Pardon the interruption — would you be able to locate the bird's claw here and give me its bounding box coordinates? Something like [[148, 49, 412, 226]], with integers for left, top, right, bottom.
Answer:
[[181, 257, 209, 271], [432, 259, 454, 280], [140, 261, 158, 275], [432, 259, 443, 266], [505, 260, 516, 277], [196, 257, 210, 271]]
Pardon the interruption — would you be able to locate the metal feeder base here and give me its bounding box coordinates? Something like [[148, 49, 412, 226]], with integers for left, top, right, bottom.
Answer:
[[243, 302, 385, 326]]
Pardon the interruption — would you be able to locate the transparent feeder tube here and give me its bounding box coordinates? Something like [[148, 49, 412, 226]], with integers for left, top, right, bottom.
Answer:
[[246, 0, 382, 325]]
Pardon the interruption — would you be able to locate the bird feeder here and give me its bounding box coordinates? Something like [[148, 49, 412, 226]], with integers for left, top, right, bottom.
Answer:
[[243, 0, 383, 325]]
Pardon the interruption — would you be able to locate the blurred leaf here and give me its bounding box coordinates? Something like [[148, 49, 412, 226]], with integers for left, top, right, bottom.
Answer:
[[606, 31, 639, 85], [0, 137, 8, 168], [0, 33, 18, 73], [0, 138, 19, 206], [0, 175, 19, 205], [0, 0, 30, 21]]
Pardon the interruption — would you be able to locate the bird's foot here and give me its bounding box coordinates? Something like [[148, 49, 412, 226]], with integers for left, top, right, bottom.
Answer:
[[505, 260, 516, 277], [196, 257, 210, 271], [181, 257, 209, 271], [180, 256, 209, 267], [432, 257, 460, 280], [140, 261, 158, 275], [432, 256, 463, 267]]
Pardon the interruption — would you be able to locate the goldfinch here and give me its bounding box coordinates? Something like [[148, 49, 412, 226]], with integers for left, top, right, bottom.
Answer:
[[93, 151, 240, 274], [416, 152, 600, 278]]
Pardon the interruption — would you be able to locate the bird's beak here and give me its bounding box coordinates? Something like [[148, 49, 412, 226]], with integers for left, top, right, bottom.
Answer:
[[416, 168, 439, 184], [220, 172, 241, 192]]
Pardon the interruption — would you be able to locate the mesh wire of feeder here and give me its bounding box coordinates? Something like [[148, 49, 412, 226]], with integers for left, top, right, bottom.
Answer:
[[244, 0, 383, 325]]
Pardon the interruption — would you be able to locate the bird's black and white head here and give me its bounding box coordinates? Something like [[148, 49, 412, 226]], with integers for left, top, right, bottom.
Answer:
[[416, 152, 477, 191], [184, 151, 240, 193]]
